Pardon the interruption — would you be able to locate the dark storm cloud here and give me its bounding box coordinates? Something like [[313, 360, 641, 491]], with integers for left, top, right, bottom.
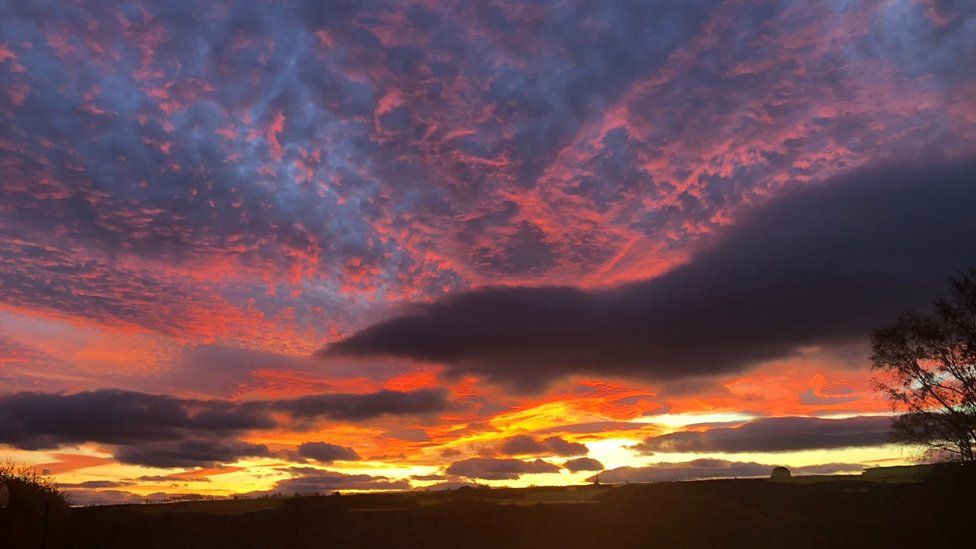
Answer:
[[297, 441, 361, 463], [327, 160, 976, 389], [591, 459, 864, 484], [0, 388, 448, 467], [634, 416, 892, 454], [563, 457, 604, 472], [446, 457, 561, 480]]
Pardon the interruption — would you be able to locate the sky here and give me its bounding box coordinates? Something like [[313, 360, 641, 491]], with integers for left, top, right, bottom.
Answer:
[[0, 0, 975, 505]]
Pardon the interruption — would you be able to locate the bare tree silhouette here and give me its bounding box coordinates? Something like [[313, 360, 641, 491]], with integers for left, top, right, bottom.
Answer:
[[872, 269, 976, 462]]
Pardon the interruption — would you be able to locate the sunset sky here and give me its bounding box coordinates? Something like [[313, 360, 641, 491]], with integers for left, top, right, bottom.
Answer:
[[1, 0, 975, 505]]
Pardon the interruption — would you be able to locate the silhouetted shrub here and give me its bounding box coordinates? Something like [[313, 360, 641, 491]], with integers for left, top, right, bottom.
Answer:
[[0, 462, 70, 548]]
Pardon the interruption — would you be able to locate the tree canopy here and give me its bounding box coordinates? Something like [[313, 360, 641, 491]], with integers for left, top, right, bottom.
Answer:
[[871, 269, 976, 462]]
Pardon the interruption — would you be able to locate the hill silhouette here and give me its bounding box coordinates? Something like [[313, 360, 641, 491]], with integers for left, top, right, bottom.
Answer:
[[15, 464, 967, 548]]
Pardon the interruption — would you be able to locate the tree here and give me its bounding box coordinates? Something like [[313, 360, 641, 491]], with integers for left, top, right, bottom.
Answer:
[[871, 269, 976, 462]]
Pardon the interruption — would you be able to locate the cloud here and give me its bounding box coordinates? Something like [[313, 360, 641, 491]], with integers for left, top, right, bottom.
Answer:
[[0, 0, 712, 339], [563, 457, 604, 472], [497, 435, 545, 455], [270, 389, 448, 421], [59, 480, 134, 489], [113, 439, 272, 469], [134, 475, 210, 483], [410, 473, 447, 481], [0, 389, 273, 449], [445, 457, 561, 480], [633, 416, 892, 454], [0, 0, 968, 353], [296, 441, 361, 463], [0, 388, 448, 467], [543, 437, 588, 457], [591, 459, 864, 484], [495, 435, 588, 457], [381, 428, 431, 442], [272, 468, 410, 493], [533, 421, 651, 435], [327, 160, 976, 390], [0, 0, 974, 494]]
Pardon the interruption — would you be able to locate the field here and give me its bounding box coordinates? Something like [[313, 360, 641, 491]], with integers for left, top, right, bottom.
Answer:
[[14, 466, 958, 548], [2, 465, 972, 548]]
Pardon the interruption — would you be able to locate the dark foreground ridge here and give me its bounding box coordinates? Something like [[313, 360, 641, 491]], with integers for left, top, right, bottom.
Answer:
[[5, 464, 974, 548]]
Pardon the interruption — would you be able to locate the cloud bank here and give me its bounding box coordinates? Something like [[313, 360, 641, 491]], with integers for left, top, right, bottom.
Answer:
[[634, 416, 892, 454], [328, 160, 976, 389], [297, 442, 361, 463], [0, 388, 447, 467], [446, 457, 561, 480], [271, 468, 410, 494], [496, 435, 588, 457]]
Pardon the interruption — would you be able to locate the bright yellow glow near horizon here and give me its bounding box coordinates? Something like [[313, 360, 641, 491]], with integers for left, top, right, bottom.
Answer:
[[5, 418, 920, 501]]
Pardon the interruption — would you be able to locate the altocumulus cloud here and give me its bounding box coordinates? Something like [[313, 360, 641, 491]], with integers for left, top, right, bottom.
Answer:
[[634, 416, 893, 454], [0, 388, 447, 467], [326, 160, 976, 390]]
